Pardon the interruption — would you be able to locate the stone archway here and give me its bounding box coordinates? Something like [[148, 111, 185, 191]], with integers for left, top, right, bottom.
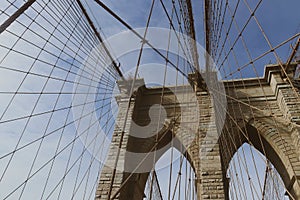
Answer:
[[95, 78, 201, 200], [96, 65, 300, 200], [227, 142, 288, 199], [219, 118, 300, 199]]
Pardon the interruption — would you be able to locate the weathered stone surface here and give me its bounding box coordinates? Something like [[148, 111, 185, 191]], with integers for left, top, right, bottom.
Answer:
[[96, 64, 300, 200]]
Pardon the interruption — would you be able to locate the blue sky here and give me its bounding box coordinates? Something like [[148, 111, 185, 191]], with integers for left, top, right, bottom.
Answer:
[[0, 0, 299, 199], [84, 0, 300, 78], [81, 0, 299, 199]]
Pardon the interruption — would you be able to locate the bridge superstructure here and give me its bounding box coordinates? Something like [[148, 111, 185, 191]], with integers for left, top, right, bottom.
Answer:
[[0, 0, 300, 200]]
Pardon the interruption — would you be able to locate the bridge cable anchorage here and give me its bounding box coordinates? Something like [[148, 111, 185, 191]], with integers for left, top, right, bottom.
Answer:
[[159, 0, 205, 88]]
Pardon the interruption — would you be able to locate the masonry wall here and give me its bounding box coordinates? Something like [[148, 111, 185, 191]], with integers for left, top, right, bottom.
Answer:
[[96, 65, 300, 200]]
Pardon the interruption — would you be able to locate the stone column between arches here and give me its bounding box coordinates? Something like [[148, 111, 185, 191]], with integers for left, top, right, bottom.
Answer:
[[95, 64, 300, 200], [95, 78, 225, 200]]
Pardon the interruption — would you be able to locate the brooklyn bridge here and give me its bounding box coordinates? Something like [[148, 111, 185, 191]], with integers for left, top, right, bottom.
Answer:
[[0, 0, 300, 199]]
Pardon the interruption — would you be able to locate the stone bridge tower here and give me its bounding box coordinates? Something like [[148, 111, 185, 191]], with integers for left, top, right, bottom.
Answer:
[[95, 64, 300, 200]]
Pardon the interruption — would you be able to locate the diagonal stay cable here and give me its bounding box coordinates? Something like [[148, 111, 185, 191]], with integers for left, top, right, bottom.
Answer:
[[0, 0, 36, 34], [93, 0, 196, 80], [76, 0, 124, 79]]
